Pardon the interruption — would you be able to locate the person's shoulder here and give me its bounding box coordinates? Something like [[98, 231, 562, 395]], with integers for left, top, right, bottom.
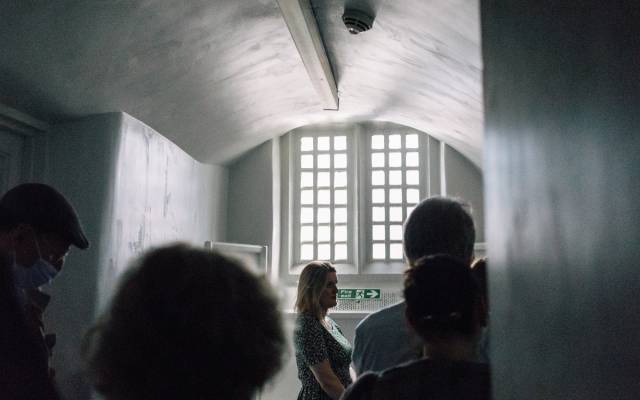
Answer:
[[325, 315, 342, 329], [384, 358, 489, 372], [452, 360, 491, 381], [341, 371, 380, 400], [356, 301, 405, 331], [377, 357, 426, 378], [294, 313, 320, 343], [295, 313, 320, 330], [379, 358, 491, 388]]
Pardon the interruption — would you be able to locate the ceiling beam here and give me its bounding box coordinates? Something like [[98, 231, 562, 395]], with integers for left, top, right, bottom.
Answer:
[[277, 0, 339, 110]]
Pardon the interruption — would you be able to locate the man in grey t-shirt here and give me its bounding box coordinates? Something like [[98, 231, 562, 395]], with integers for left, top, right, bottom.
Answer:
[[351, 197, 476, 375], [352, 301, 422, 375]]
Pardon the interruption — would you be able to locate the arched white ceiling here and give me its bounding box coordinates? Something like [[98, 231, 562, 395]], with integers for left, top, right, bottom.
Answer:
[[0, 0, 482, 166]]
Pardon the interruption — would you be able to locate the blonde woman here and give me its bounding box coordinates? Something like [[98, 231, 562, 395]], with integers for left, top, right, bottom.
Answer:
[[294, 261, 352, 400]]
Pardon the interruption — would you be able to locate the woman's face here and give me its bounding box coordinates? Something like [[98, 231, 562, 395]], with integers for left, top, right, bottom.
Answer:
[[319, 271, 338, 311]]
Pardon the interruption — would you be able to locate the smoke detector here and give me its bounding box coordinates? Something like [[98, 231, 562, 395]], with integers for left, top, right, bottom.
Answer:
[[342, 8, 374, 34]]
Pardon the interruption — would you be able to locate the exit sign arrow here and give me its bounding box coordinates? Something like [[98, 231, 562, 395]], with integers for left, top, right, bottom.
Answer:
[[365, 289, 380, 298]]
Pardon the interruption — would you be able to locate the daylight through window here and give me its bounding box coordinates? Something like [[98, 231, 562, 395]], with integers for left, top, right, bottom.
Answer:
[[297, 135, 350, 263], [291, 131, 427, 273]]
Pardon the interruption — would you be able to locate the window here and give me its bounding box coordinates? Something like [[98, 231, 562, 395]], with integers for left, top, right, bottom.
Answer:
[[292, 135, 354, 265], [289, 130, 428, 274], [367, 133, 421, 263]]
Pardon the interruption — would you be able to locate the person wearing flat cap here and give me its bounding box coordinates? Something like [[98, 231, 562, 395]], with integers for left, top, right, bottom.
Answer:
[[0, 183, 89, 399]]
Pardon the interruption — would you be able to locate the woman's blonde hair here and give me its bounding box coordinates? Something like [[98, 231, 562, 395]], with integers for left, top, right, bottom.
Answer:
[[295, 261, 336, 319]]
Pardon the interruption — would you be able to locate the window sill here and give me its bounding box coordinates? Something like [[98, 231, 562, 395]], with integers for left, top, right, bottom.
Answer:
[[362, 261, 407, 275], [289, 262, 357, 276], [281, 310, 372, 318]]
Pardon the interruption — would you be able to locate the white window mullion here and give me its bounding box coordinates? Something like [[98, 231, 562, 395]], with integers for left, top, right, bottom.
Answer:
[[329, 136, 334, 261], [388, 133, 402, 261], [353, 129, 365, 273], [333, 134, 349, 264], [313, 136, 318, 260], [385, 135, 391, 263], [317, 137, 331, 261]]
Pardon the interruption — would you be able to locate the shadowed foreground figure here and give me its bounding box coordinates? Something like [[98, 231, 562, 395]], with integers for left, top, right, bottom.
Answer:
[[342, 255, 490, 400], [0, 183, 90, 400], [83, 244, 286, 400]]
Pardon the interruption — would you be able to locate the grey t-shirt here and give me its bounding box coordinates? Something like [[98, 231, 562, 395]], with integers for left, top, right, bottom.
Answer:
[[352, 302, 422, 375]]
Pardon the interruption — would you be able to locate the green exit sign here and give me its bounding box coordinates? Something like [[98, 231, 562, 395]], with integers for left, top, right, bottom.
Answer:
[[337, 288, 381, 300]]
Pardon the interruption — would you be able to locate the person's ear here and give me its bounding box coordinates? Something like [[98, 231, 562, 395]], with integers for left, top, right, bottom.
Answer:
[[404, 306, 418, 332]]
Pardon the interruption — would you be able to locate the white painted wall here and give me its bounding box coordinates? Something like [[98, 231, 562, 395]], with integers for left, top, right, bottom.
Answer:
[[97, 113, 227, 310], [443, 144, 485, 242], [43, 112, 228, 400], [45, 113, 122, 399], [226, 140, 273, 252]]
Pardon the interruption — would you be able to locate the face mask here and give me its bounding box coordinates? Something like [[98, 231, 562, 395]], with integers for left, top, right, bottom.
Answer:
[[12, 236, 59, 289]]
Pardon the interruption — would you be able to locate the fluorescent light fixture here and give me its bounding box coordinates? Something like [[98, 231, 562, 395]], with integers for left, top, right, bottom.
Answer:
[[277, 0, 339, 110]]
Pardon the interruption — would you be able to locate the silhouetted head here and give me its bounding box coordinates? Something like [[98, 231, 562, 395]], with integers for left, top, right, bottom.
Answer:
[[0, 183, 88, 273], [83, 244, 285, 400], [404, 254, 483, 342], [295, 261, 337, 319], [0, 183, 88, 248], [403, 197, 475, 265]]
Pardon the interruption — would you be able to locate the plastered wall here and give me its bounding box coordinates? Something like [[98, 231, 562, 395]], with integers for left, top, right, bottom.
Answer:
[[45, 113, 121, 399], [98, 113, 227, 309], [43, 112, 228, 399], [444, 144, 485, 242], [226, 140, 273, 250]]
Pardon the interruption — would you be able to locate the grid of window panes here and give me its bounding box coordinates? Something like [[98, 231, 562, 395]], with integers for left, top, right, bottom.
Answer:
[[369, 133, 421, 261], [298, 135, 349, 263]]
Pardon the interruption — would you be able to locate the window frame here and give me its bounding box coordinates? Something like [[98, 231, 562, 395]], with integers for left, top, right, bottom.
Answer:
[[289, 131, 358, 275], [285, 128, 430, 277], [359, 131, 429, 274]]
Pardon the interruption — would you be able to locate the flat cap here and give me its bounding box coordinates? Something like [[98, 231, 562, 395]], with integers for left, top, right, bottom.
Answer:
[[0, 183, 89, 249]]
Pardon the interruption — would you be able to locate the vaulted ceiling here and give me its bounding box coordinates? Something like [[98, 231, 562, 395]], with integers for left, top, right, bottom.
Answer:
[[0, 0, 482, 166]]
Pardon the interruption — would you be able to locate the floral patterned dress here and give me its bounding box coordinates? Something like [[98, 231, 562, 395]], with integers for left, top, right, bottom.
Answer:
[[294, 313, 353, 400]]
